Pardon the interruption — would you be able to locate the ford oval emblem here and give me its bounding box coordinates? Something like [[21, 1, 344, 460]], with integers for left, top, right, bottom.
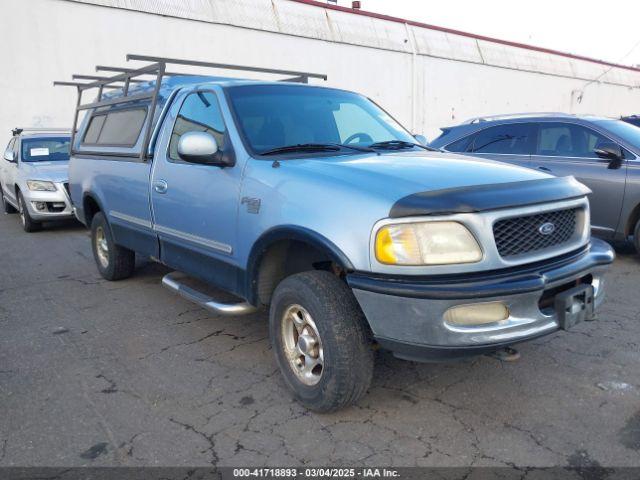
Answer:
[[539, 222, 556, 236]]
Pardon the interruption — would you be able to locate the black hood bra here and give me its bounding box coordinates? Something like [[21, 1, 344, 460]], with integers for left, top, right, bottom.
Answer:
[[390, 176, 591, 218]]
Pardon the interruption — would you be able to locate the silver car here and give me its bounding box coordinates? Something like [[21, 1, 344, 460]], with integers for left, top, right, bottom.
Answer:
[[1, 128, 74, 232]]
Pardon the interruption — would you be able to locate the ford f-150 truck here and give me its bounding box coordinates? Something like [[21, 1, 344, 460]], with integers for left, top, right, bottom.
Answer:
[[58, 55, 614, 412]]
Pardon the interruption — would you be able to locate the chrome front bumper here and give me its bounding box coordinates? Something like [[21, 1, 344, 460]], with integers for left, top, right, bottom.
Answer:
[[348, 239, 614, 362], [23, 181, 74, 220]]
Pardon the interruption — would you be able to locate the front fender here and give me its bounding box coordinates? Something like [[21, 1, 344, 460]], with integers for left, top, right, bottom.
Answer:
[[244, 225, 355, 304]]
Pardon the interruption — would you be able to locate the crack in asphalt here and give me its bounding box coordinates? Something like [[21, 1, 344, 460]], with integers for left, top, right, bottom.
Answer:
[[137, 329, 254, 360], [502, 422, 565, 459], [96, 374, 118, 394], [118, 432, 144, 460], [168, 418, 219, 466]]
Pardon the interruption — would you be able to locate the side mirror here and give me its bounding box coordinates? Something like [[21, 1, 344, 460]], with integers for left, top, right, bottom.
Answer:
[[594, 142, 624, 169], [414, 134, 428, 146], [177, 131, 228, 166], [3, 150, 16, 163]]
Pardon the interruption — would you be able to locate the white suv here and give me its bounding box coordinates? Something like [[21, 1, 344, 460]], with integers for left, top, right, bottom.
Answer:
[[1, 128, 74, 232]]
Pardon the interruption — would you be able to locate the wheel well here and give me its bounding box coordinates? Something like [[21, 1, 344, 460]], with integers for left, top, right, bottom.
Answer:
[[83, 195, 101, 226], [254, 239, 344, 306], [625, 202, 640, 237]]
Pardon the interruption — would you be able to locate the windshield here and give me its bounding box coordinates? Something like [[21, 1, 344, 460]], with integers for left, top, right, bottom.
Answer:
[[21, 137, 70, 162], [227, 85, 416, 155], [593, 120, 640, 148]]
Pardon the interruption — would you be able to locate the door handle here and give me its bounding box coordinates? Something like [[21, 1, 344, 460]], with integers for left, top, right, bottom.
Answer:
[[153, 180, 168, 194], [537, 165, 551, 172]]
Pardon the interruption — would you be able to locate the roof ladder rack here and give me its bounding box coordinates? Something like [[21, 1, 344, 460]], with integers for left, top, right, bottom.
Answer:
[[12, 127, 70, 136], [53, 54, 328, 161], [464, 112, 574, 124], [126, 54, 327, 82], [95, 65, 202, 77]]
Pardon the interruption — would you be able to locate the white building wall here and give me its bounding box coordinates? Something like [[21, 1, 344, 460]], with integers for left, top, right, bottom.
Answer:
[[2, 0, 640, 142]]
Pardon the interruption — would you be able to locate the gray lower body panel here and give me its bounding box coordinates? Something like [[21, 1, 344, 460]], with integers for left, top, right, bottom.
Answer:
[[351, 240, 614, 361]]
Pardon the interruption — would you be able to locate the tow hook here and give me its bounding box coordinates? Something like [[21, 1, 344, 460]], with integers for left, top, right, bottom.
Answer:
[[488, 346, 520, 362]]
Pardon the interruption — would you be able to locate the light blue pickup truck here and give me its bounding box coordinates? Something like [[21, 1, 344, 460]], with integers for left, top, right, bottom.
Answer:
[[58, 55, 614, 411]]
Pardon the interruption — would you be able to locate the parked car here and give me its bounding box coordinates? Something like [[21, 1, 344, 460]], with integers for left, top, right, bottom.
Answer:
[[430, 113, 640, 252], [621, 115, 640, 128], [1, 128, 73, 232], [62, 57, 613, 412]]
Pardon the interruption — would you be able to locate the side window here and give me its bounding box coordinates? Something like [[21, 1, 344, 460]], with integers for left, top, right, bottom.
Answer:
[[82, 109, 147, 147], [537, 123, 613, 158], [4, 138, 16, 158], [169, 91, 226, 161], [446, 135, 475, 153], [83, 115, 106, 144], [470, 124, 533, 154], [332, 103, 393, 144]]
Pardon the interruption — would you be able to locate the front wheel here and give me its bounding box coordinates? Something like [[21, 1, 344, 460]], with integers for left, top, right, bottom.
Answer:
[[0, 185, 17, 214], [91, 212, 135, 281], [634, 218, 640, 255], [269, 271, 374, 412], [17, 191, 41, 232]]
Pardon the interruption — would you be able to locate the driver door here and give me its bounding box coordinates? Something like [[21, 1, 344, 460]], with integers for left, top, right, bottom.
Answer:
[[151, 88, 243, 291]]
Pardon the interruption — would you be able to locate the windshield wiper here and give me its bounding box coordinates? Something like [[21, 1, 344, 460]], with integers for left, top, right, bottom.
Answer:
[[261, 144, 340, 155], [335, 143, 377, 153], [260, 143, 374, 156], [369, 140, 436, 151]]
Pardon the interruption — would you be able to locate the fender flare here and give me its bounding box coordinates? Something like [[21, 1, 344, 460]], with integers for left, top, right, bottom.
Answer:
[[244, 225, 355, 304], [80, 192, 106, 226]]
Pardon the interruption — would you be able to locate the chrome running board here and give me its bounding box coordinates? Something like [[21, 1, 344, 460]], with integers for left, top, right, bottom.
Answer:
[[162, 272, 257, 316]]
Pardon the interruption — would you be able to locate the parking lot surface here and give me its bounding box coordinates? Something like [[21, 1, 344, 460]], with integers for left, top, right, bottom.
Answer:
[[0, 213, 639, 468]]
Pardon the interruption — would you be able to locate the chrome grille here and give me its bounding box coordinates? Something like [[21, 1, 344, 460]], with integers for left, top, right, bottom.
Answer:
[[493, 208, 579, 258]]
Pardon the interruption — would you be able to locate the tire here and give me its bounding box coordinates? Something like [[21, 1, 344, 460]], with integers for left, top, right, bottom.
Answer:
[[91, 211, 135, 281], [634, 218, 640, 254], [17, 191, 41, 232], [0, 185, 17, 214], [269, 270, 374, 412]]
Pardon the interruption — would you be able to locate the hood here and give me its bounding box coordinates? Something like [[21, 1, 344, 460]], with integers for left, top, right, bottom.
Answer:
[[281, 150, 551, 203], [21, 161, 69, 182]]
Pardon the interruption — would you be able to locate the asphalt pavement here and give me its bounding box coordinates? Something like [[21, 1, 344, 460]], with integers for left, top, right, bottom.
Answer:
[[0, 212, 638, 467]]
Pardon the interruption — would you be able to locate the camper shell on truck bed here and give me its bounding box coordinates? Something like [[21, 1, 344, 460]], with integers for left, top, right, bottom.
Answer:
[[55, 55, 614, 412]]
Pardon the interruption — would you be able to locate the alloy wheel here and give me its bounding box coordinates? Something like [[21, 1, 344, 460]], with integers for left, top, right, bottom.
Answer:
[[94, 226, 110, 268], [281, 304, 324, 386]]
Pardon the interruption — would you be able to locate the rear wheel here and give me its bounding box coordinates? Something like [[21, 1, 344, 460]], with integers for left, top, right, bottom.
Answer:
[[17, 191, 41, 232], [269, 270, 374, 412], [91, 212, 135, 281], [0, 185, 17, 214]]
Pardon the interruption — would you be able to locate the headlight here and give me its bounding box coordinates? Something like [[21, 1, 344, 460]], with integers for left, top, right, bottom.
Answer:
[[27, 180, 56, 192], [375, 221, 482, 265]]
